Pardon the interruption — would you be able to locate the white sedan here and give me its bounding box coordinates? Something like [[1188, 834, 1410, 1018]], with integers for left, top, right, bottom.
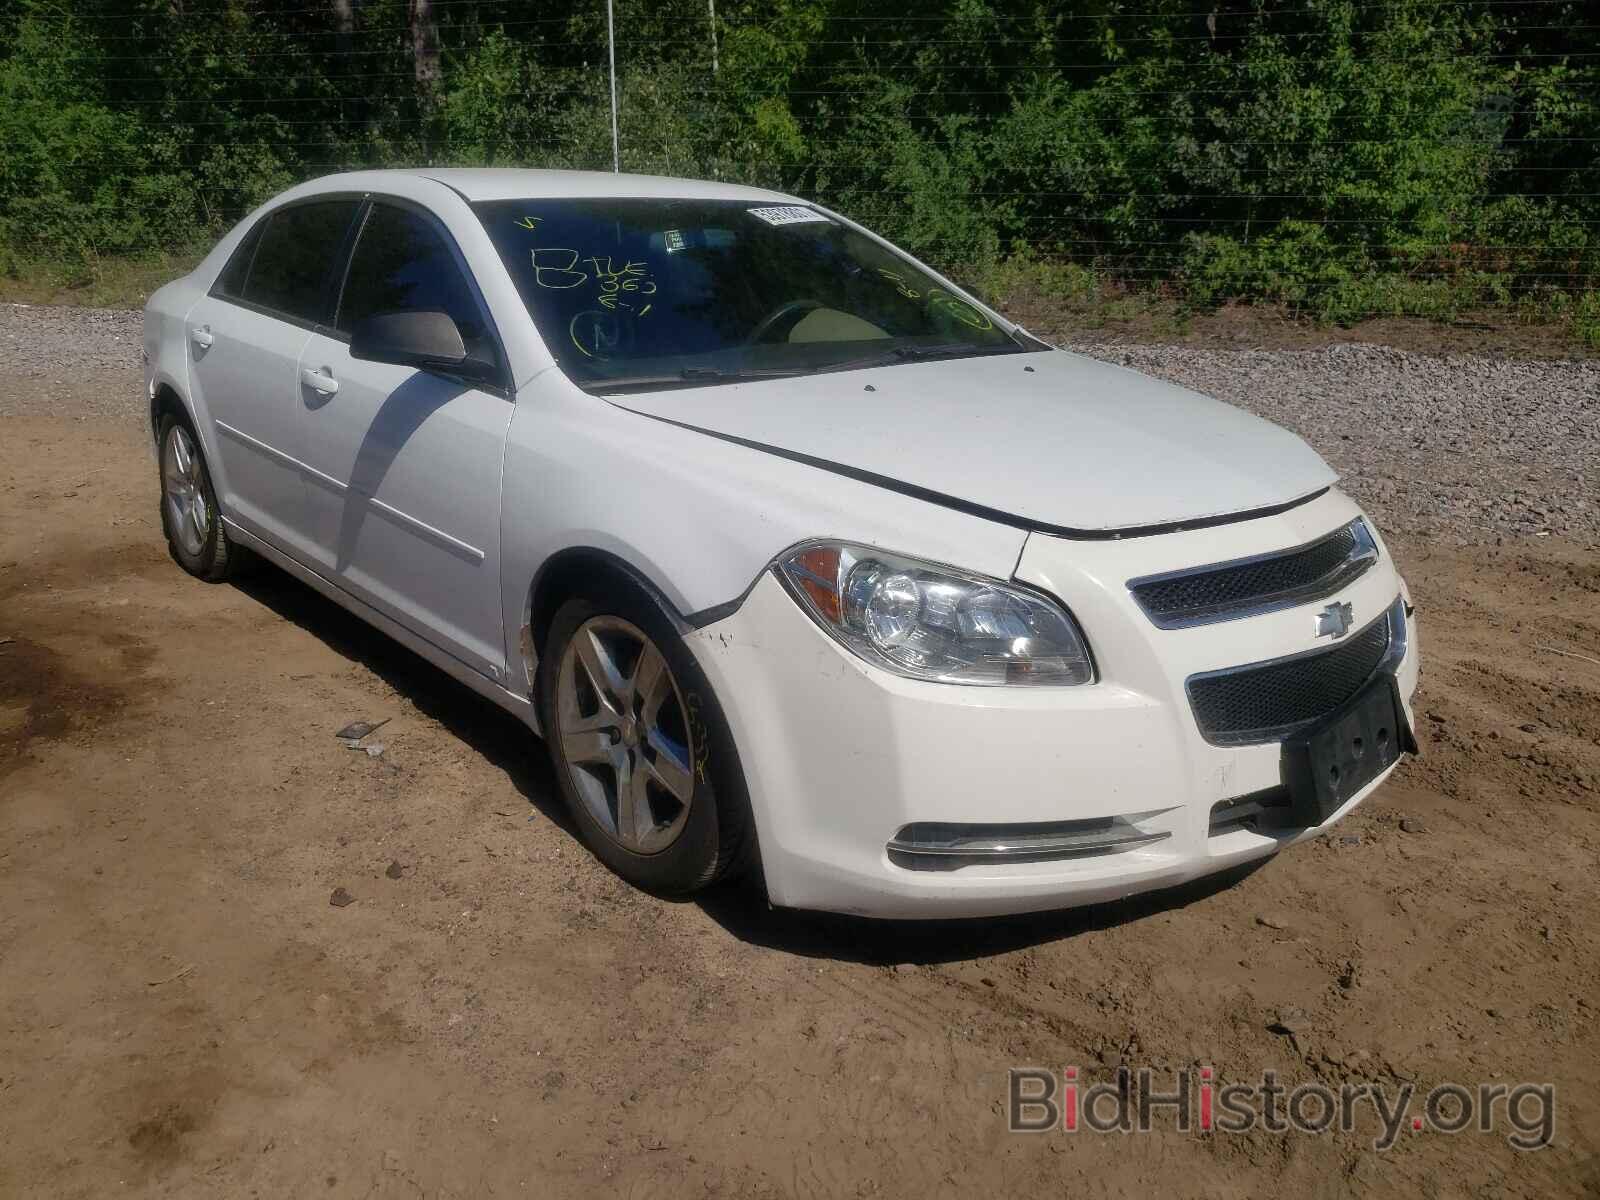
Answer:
[[142, 168, 1419, 918]]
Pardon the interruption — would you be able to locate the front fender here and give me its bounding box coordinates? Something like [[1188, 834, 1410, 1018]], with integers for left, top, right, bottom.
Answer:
[[497, 374, 1030, 698]]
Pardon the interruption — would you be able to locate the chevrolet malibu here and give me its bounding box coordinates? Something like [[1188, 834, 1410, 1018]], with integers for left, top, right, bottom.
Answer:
[[142, 169, 1419, 918]]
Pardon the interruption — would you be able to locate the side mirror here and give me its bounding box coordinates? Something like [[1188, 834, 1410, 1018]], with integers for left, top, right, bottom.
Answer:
[[349, 310, 498, 383]]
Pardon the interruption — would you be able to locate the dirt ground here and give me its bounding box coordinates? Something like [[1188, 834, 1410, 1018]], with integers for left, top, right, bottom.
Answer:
[[2, 373, 1598, 1198]]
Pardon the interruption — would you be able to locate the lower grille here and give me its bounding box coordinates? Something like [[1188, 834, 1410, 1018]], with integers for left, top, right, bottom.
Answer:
[[1209, 787, 1294, 834], [1187, 605, 1394, 746]]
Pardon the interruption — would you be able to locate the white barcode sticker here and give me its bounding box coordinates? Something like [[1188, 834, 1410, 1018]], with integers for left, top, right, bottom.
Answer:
[[747, 205, 832, 227]]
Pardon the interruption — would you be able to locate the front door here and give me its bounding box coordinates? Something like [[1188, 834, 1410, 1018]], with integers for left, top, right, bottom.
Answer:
[[296, 200, 514, 681]]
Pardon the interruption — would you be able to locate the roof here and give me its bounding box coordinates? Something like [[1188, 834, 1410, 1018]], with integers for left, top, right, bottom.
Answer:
[[347, 167, 801, 205]]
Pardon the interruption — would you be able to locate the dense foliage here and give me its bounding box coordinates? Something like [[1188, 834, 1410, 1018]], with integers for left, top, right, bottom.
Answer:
[[1, 0, 1596, 320]]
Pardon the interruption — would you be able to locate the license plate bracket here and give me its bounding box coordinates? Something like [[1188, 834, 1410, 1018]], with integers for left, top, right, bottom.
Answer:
[[1281, 674, 1414, 826]]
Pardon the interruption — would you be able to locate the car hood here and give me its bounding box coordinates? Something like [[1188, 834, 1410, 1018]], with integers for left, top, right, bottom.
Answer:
[[603, 349, 1337, 535]]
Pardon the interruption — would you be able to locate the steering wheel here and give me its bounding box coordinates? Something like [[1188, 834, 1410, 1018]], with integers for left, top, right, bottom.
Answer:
[[745, 299, 823, 345]]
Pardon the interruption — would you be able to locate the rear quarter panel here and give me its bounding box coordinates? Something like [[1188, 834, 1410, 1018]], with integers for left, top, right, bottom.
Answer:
[[143, 274, 211, 448]]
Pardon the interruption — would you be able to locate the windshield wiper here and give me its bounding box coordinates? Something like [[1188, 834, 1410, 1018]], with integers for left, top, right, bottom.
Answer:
[[590, 365, 812, 393], [679, 366, 810, 381], [812, 341, 1020, 374], [890, 342, 992, 360]]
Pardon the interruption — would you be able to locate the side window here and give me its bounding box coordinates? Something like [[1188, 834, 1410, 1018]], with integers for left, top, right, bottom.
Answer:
[[241, 199, 360, 323], [337, 202, 489, 346], [213, 219, 263, 299]]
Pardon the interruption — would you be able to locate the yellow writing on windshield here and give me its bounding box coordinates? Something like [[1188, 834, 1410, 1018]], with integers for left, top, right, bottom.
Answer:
[[927, 288, 994, 330], [530, 249, 658, 316], [531, 248, 587, 289], [570, 309, 629, 358], [586, 256, 657, 312], [876, 267, 921, 300], [876, 269, 995, 330]]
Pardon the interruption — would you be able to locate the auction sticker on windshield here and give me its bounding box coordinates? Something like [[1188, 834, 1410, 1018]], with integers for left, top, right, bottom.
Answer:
[[747, 206, 832, 226]]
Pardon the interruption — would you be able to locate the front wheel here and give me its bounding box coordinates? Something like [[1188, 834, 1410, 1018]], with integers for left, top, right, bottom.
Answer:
[[157, 413, 237, 581], [539, 588, 756, 896]]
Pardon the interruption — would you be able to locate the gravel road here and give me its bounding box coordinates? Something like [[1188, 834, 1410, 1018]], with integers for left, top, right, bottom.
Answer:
[[0, 303, 143, 376], [1086, 341, 1599, 546], [5, 302, 1595, 544]]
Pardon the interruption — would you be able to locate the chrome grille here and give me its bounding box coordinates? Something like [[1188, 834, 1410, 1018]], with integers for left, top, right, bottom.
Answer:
[[1129, 519, 1377, 629], [1187, 606, 1394, 746]]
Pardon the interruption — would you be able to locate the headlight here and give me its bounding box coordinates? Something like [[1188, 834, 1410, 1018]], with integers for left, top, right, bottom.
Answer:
[[777, 542, 1093, 686]]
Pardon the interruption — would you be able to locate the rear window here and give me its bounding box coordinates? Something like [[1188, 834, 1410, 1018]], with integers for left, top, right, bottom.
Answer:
[[238, 200, 360, 323]]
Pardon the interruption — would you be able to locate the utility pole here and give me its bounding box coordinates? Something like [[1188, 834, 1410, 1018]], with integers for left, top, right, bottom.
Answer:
[[607, 0, 620, 172], [708, 0, 718, 74]]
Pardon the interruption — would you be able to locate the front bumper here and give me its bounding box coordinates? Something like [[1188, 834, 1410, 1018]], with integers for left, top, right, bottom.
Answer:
[[687, 489, 1419, 919]]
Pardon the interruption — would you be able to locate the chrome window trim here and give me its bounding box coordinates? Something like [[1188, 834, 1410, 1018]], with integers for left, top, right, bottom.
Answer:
[[1128, 517, 1379, 630]]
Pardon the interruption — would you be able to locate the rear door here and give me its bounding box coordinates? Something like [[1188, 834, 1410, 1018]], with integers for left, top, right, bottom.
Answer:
[[184, 198, 361, 559], [295, 199, 515, 681]]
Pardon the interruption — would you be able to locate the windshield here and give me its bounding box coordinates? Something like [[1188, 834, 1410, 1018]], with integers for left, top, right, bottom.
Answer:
[[472, 198, 1026, 391]]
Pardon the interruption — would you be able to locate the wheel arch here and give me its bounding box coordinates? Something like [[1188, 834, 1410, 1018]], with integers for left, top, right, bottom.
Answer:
[[520, 546, 698, 701], [149, 377, 193, 440], [524, 543, 765, 890]]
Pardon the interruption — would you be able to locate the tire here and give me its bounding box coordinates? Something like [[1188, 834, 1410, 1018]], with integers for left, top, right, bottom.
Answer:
[[157, 411, 238, 582], [538, 585, 758, 897]]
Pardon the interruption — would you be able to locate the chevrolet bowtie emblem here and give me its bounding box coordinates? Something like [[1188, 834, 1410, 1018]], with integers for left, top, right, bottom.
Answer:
[[1314, 600, 1355, 640]]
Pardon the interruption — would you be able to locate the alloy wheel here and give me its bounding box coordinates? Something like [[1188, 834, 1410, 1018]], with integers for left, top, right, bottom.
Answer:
[[554, 616, 697, 854], [162, 425, 211, 557]]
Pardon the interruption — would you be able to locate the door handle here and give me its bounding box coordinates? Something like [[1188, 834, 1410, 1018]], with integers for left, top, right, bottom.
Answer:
[[301, 367, 339, 396], [190, 325, 214, 350]]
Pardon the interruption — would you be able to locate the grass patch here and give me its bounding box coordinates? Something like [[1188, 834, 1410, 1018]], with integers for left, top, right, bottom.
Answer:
[[0, 245, 208, 309], [1565, 291, 1600, 351], [966, 250, 1597, 354], [972, 256, 1195, 339]]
